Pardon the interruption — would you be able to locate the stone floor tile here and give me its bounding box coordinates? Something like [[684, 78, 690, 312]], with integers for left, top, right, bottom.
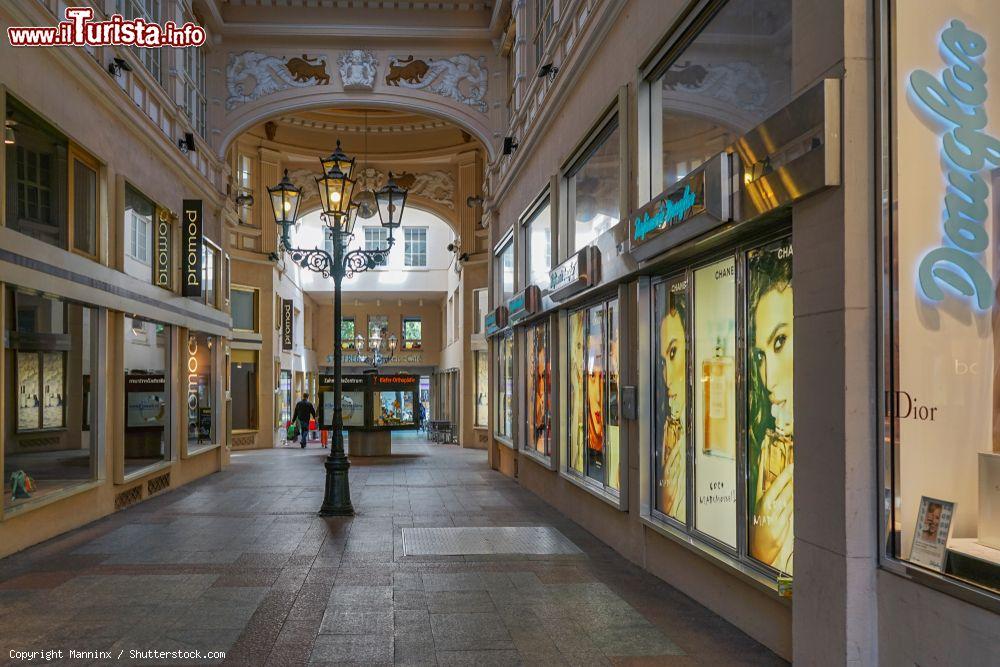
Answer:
[[319, 608, 394, 635], [435, 650, 523, 666], [429, 612, 515, 652], [309, 634, 393, 665]]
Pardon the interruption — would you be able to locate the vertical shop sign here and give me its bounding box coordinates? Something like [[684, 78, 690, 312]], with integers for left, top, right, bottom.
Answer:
[[281, 299, 294, 350], [181, 200, 203, 296], [155, 211, 172, 289]]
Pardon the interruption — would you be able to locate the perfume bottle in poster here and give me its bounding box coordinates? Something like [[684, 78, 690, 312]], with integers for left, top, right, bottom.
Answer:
[[693, 257, 737, 547], [747, 238, 794, 574]]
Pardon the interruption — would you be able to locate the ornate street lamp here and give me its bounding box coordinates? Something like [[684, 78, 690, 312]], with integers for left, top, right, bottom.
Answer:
[[268, 145, 406, 517], [355, 331, 398, 369], [376, 171, 408, 230]]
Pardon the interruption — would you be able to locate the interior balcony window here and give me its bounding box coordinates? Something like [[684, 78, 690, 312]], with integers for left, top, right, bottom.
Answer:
[[124, 185, 154, 283], [236, 154, 253, 225], [473, 288, 488, 335], [116, 0, 162, 83], [124, 317, 170, 475], [201, 243, 218, 308], [340, 316, 356, 350], [404, 227, 428, 268], [368, 314, 389, 339], [403, 317, 422, 350], [231, 286, 258, 333], [4, 287, 100, 510], [231, 349, 259, 431], [364, 227, 389, 267], [567, 117, 621, 252], [532, 0, 556, 69], [180, 34, 207, 138]]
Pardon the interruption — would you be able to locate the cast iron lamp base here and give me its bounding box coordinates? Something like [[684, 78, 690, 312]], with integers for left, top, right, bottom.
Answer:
[[319, 448, 354, 516]]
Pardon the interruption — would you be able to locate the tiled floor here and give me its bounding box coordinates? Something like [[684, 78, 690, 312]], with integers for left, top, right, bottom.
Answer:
[[0, 434, 785, 666]]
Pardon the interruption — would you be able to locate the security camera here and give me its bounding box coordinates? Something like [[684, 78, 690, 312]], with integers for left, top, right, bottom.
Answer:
[[459, 252, 470, 262], [537, 63, 559, 79], [108, 57, 132, 77], [466, 195, 484, 208], [447, 243, 456, 252]]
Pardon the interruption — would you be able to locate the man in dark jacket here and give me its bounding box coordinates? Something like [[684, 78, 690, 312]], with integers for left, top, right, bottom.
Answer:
[[293, 394, 317, 449]]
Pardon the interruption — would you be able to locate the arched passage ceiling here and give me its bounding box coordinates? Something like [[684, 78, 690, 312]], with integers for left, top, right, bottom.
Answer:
[[235, 106, 484, 230]]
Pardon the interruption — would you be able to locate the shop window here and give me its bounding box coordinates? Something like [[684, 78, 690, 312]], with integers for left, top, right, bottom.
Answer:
[[376, 392, 415, 426], [524, 196, 552, 288], [231, 287, 258, 333], [523, 320, 551, 457], [566, 298, 621, 491], [117, 0, 161, 82], [340, 316, 356, 350], [475, 349, 489, 428], [648, 237, 793, 577], [495, 330, 514, 441], [647, 0, 792, 194], [279, 369, 292, 427], [368, 314, 389, 339], [882, 4, 999, 596], [404, 227, 428, 267], [4, 288, 100, 510], [364, 227, 389, 266], [185, 332, 215, 451], [231, 349, 258, 431], [495, 236, 515, 306], [5, 96, 69, 250], [473, 288, 488, 335], [124, 317, 170, 474], [403, 317, 422, 350], [567, 117, 620, 252]]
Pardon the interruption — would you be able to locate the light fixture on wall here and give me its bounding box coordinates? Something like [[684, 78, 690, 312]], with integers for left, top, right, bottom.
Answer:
[[503, 136, 518, 155], [107, 56, 132, 78], [466, 195, 484, 208], [178, 132, 196, 154], [537, 63, 559, 80], [234, 189, 254, 223]]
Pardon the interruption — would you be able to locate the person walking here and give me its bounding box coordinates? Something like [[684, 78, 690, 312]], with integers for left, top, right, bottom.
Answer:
[[293, 393, 317, 449]]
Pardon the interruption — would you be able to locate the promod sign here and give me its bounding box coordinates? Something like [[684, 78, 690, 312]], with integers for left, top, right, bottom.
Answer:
[[181, 200, 203, 297], [281, 299, 294, 350]]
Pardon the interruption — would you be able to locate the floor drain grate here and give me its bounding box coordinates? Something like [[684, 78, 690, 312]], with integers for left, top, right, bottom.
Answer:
[[401, 526, 582, 556]]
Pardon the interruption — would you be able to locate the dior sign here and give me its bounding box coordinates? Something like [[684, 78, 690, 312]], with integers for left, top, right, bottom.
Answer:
[[181, 200, 202, 297]]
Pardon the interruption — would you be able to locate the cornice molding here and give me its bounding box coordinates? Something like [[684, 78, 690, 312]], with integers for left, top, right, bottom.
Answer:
[[218, 22, 492, 41]]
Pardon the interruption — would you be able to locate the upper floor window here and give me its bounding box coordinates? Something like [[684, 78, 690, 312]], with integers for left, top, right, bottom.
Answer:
[[647, 0, 792, 194], [404, 227, 428, 268], [495, 236, 515, 306], [236, 154, 253, 224], [364, 227, 389, 267], [368, 314, 389, 339], [533, 0, 556, 69], [567, 115, 621, 253], [181, 33, 207, 138], [403, 317, 422, 350], [125, 185, 153, 269], [473, 288, 488, 335], [231, 286, 258, 332], [117, 0, 162, 82], [523, 195, 552, 288], [201, 243, 218, 308]]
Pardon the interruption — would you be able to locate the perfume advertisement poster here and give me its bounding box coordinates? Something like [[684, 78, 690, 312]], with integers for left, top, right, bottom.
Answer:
[[909, 496, 955, 572], [654, 278, 688, 521], [568, 310, 586, 473], [606, 300, 620, 491], [747, 239, 794, 574], [16, 352, 40, 431], [126, 374, 167, 428], [586, 305, 605, 482], [41, 352, 65, 429], [528, 323, 550, 455], [693, 256, 737, 547]]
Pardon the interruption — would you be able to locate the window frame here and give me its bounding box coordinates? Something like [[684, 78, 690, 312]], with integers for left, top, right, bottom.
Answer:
[[494, 328, 515, 445], [363, 226, 390, 267], [520, 316, 555, 469], [179, 26, 207, 138], [124, 184, 154, 267], [67, 145, 101, 260], [493, 230, 515, 307], [403, 226, 428, 268], [402, 316, 422, 350], [531, 0, 557, 71], [230, 348, 259, 433], [230, 285, 259, 333], [120, 316, 174, 482], [521, 189, 553, 290], [340, 316, 356, 350], [116, 0, 162, 82]]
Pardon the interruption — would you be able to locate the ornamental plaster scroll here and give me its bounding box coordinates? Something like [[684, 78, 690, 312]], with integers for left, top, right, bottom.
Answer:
[[394, 170, 456, 209], [338, 50, 378, 90], [662, 60, 770, 114], [385, 54, 488, 113], [286, 168, 321, 212], [226, 52, 331, 110]]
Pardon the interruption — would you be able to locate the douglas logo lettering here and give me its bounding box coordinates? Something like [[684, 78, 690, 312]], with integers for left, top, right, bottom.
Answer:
[[633, 184, 699, 242], [181, 200, 203, 297], [910, 19, 999, 310]]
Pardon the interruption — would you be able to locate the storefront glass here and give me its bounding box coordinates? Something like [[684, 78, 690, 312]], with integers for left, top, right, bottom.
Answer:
[[884, 0, 999, 594], [568, 119, 620, 251], [279, 369, 292, 426], [185, 332, 215, 450], [341, 391, 366, 427], [4, 288, 99, 509], [495, 331, 514, 440], [524, 320, 551, 457], [231, 288, 257, 332], [475, 349, 488, 428], [231, 349, 258, 431], [567, 298, 620, 492], [651, 0, 792, 192], [124, 317, 170, 473], [499, 239, 515, 305], [525, 197, 552, 288], [376, 391, 414, 426], [654, 276, 689, 523]]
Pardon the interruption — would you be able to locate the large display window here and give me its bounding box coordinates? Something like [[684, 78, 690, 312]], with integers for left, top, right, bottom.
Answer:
[[647, 236, 793, 580], [524, 195, 552, 288], [124, 317, 170, 474], [567, 117, 621, 252], [523, 319, 551, 459], [495, 330, 514, 442], [4, 287, 101, 510], [881, 0, 1000, 597], [474, 349, 489, 428], [185, 332, 215, 451], [566, 297, 621, 493], [231, 349, 258, 431]]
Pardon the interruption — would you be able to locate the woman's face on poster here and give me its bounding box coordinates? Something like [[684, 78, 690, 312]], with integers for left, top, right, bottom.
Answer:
[[753, 284, 793, 436], [659, 308, 685, 407]]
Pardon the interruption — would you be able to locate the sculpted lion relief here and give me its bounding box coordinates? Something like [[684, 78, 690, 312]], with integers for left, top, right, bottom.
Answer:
[[385, 54, 488, 113], [226, 52, 330, 110]]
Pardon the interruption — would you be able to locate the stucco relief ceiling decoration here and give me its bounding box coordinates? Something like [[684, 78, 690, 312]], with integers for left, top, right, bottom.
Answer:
[[277, 116, 451, 134], [226, 52, 331, 110], [394, 170, 456, 209], [338, 50, 378, 91], [385, 55, 488, 113], [286, 168, 321, 211], [222, 0, 491, 8]]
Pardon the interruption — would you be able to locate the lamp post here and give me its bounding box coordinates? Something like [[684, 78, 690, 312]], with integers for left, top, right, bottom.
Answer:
[[268, 145, 408, 517], [355, 331, 398, 369]]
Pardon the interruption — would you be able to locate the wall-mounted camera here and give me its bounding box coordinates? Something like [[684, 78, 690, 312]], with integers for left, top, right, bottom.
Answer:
[[537, 63, 559, 80], [178, 132, 196, 154], [466, 195, 484, 208], [503, 136, 518, 156], [108, 56, 132, 78]]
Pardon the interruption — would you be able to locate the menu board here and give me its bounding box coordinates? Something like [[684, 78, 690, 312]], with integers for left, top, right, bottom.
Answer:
[[693, 256, 737, 546], [746, 238, 794, 573]]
